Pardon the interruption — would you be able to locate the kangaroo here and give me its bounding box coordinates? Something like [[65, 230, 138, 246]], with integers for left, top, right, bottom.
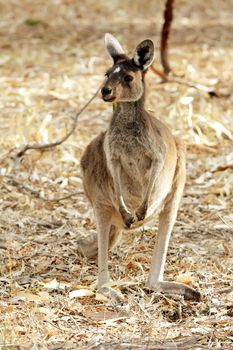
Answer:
[[79, 33, 200, 301]]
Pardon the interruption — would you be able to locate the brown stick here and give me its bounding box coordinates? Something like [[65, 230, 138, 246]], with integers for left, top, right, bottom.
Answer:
[[157, 0, 227, 97], [5, 176, 83, 201], [95, 335, 208, 349], [211, 164, 233, 173], [150, 65, 212, 91], [17, 86, 101, 157], [160, 0, 175, 75], [150, 66, 228, 97]]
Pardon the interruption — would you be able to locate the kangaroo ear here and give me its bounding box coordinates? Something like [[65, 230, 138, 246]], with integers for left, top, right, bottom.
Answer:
[[105, 33, 125, 63], [133, 39, 154, 70]]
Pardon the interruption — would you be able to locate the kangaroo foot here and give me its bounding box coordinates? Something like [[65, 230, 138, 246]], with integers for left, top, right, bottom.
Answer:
[[146, 280, 201, 301], [98, 286, 124, 303], [77, 232, 98, 259]]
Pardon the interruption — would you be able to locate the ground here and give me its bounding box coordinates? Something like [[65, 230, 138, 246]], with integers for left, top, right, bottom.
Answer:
[[0, 1, 233, 349]]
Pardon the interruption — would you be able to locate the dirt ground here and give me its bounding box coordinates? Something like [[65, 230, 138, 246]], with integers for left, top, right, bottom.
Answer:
[[0, 0, 233, 349]]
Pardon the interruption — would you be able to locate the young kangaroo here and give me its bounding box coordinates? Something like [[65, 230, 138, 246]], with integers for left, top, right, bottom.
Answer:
[[79, 33, 200, 301]]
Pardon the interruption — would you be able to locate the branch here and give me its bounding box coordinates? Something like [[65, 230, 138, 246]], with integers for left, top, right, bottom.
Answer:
[[156, 0, 228, 97], [160, 0, 175, 75], [150, 65, 213, 91], [211, 164, 233, 173], [17, 86, 101, 157], [95, 335, 207, 350], [150, 66, 228, 97], [4, 176, 83, 202]]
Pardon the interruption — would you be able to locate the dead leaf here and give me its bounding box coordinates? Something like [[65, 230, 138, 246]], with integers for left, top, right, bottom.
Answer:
[[84, 309, 127, 323], [11, 291, 49, 303], [69, 289, 94, 299]]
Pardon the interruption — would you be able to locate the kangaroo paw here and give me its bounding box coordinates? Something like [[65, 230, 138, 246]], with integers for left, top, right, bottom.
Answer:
[[136, 203, 148, 221], [120, 206, 135, 228], [123, 212, 135, 228]]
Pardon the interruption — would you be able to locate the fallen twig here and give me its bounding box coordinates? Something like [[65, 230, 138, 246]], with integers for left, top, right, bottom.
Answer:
[[94, 335, 208, 350], [5, 176, 83, 201], [150, 66, 228, 97], [211, 164, 233, 173], [0, 243, 8, 250], [155, 0, 228, 98], [17, 86, 101, 157]]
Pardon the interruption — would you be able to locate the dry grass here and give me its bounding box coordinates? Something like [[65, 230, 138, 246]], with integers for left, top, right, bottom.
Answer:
[[0, 0, 233, 349]]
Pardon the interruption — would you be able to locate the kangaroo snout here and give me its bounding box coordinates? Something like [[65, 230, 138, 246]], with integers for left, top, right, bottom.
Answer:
[[101, 86, 115, 102]]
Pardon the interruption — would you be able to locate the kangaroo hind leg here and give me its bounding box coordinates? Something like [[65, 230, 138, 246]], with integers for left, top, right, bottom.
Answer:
[[147, 142, 200, 301], [77, 220, 121, 260]]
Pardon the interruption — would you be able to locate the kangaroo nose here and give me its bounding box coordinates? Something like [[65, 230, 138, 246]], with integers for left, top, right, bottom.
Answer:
[[101, 86, 112, 96]]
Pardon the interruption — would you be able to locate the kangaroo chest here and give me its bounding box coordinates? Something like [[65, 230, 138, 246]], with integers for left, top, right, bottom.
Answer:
[[109, 117, 152, 150], [108, 122, 153, 171], [105, 123, 155, 205]]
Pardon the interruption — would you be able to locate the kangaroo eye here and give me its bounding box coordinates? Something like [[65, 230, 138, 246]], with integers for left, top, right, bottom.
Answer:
[[105, 72, 110, 78], [124, 75, 133, 82]]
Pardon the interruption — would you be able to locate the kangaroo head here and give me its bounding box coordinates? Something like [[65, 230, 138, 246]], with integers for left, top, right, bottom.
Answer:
[[101, 33, 154, 103]]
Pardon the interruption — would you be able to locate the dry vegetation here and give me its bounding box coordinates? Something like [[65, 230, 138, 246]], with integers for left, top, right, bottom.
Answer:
[[0, 0, 233, 349]]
